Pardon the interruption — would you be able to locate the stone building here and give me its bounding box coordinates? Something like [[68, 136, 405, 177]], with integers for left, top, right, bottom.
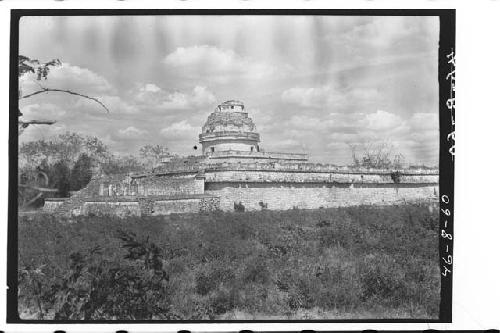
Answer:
[[45, 100, 439, 217]]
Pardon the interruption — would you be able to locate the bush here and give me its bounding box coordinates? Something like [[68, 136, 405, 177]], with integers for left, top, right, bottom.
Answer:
[[18, 203, 440, 319], [19, 230, 176, 320], [70, 153, 93, 191], [241, 257, 271, 285], [358, 254, 406, 303], [195, 265, 235, 296], [209, 288, 238, 315]]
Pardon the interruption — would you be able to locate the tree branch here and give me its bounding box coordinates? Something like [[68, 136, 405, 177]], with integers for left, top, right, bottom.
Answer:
[[20, 88, 109, 113], [19, 184, 59, 192]]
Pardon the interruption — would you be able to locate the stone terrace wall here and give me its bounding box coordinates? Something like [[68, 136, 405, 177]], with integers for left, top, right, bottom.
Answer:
[[82, 201, 142, 218], [206, 182, 438, 211], [43, 199, 67, 212], [49, 173, 207, 217], [67, 195, 220, 217], [204, 162, 438, 174], [204, 170, 438, 184], [151, 198, 200, 216], [135, 176, 204, 196]]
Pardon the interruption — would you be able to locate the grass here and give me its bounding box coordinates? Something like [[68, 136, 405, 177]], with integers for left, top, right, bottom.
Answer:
[[17, 203, 440, 320]]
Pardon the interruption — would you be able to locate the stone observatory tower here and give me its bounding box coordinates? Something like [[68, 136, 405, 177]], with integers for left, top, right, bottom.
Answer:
[[199, 100, 261, 155]]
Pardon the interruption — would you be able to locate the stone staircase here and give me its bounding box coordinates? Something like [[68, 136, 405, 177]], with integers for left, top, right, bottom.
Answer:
[[53, 176, 102, 217]]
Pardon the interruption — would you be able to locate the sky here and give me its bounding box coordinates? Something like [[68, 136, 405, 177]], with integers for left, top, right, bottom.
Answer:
[[19, 15, 440, 165]]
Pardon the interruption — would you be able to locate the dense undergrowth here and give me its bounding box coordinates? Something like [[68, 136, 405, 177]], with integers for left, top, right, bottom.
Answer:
[[18, 203, 440, 320]]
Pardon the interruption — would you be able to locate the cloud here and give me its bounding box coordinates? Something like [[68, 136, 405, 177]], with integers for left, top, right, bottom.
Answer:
[[408, 113, 439, 131], [341, 17, 438, 50], [281, 86, 335, 108], [20, 103, 66, 120], [117, 126, 147, 139], [135, 84, 216, 110], [19, 123, 68, 144], [163, 45, 279, 81], [281, 85, 381, 110], [141, 83, 161, 93], [365, 110, 403, 131], [19, 62, 132, 118], [160, 120, 198, 140], [75, 94, 138, 114], [20, 62, 113, 96]]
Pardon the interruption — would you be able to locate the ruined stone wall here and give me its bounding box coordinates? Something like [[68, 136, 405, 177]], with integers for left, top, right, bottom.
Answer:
[[135, 176, 204, 196], [151, 198, 200, 216], [82, 201, 142, 218], [204, 170, 438, 184], [68, 195, 221, 217], [199, 196, 221, 212], [203, 140, 258, 153], [43, 199, 66, 212], [205, 182, 438, 211]]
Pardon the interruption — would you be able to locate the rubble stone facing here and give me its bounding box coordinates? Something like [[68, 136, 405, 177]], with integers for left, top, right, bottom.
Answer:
[[199, 196, 221, 212], [206, 182, 438, 211], [43, 199, 67, 212]]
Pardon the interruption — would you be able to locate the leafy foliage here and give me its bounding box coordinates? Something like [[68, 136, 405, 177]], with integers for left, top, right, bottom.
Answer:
[[18, 131, 171, 206], [19, 132, 109, 168], [69, 154, 93, 191], [139, 145, 169, 168], [18, 55, 61, 81], [18, 204, 440, 320], [51, 160, 71, 197], [351, 142, 406, 169], [20, 229, 176, 320]]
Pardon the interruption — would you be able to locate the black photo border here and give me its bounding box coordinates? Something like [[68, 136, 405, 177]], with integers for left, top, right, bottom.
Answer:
[[7, 8, 456, 324]]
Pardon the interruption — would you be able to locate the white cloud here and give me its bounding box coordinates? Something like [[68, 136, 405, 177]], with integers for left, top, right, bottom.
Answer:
[[160, 120, 198, 140], [19, 123, 68, 144], [408, 112, 439, 131], [75, 95, 138, 114], [135, 84, 216, 110], [281, 86, 336, 108], [141, 83, 161, 93], [20, 62, 113, 96], [20, 103, 66, 120], [163, 45, 278, 81], [117, 126, 147, 139], [365, 110, 404, 131], [288, 115, 331, 130], [190, 86, 217, 107], [281, 85, 381, 110]]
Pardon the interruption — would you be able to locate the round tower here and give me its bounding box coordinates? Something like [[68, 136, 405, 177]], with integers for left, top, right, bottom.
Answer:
[[199, 100, 260, 155]]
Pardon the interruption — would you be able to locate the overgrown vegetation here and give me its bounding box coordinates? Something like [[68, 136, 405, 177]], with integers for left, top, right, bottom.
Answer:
[[18, 204, 440, 320], [18, 131, 172, 209]]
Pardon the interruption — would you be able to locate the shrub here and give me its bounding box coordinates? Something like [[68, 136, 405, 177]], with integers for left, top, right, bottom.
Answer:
[[18, 203, 440, 319], [209, 288, 238, 315], [69, 153, 93, 191], [19, 231, 176, 320], [195, 263, 236, 296], [358, 254, 406, 303], [234, 201, 245, 212], [241, 257, 271, 285]]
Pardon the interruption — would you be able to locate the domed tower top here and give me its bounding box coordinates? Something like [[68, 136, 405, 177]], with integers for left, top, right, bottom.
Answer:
[[199, 100, 260, 155], [217, 100, 245, 112]]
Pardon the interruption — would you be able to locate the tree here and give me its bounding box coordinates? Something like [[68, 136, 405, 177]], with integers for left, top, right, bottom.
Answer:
[[18, 55, 109, 207], [100, 155, 144, 175], [139, 145, 169, 168], [350, 142, 405, 170], [19, 132, 110, 169], [50, 160, 71, 198], [70, 154, 93, 191]]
